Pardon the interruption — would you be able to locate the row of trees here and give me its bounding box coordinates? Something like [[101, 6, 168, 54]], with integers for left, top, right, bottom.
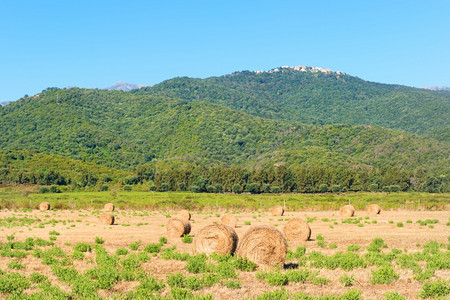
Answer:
[[138, 165, 447, 193]]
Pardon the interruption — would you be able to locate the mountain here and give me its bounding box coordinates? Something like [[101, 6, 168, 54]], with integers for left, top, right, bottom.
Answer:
[[0, 87, 448, 175], [422, 86, 450, 91], [105, 81, 147, 92], [136, 66, 450, 138], [0, 101, 12, 106]]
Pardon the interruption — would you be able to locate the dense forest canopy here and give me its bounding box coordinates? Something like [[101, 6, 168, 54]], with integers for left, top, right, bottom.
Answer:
[[0, 67, 448, 192]]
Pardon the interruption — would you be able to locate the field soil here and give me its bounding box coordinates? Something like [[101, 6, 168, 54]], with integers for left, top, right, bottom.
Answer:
[[0, 208, 449, 299]]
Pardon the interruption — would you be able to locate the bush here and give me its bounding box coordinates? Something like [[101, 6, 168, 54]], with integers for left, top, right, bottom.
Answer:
[[0, 272, 30, 294], [384, 291, 405, 300], [319, 184, 328, 193], [262, 184, 271, 193], [369, 183, 379, 192], [39, 187, 49, 194], [190, 185, 202, 193], [123, 185, 132, 191], [389, 185, 401, 192], [370, 266, 399, 284], [182, 235, 193, 244], [223, 279, 241, 289], [116, 248, 129, 256], [397, 222, 404, 227], [418, 279, 449, 298], [331, 185, 342, 193], [29, 272, 48, 284], [95, 236, 104, 244], [214, 184, 223, 193], [271, 186, 281, 193], [49, 185, 60, 193], [232, 184, 241, 193], [100, 185, 109, 191], [265, 272, 288, 286], [160, 183, 169, 192], [178, 182, 185, 191], [339, 274, 355, 287], [245, 183, 261, 194], [206, 185, 215, 193], [149, 185, 156, 191], [74, 242, 91, 253]]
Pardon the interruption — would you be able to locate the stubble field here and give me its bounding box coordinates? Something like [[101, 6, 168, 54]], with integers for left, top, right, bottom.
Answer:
[[0, 200, 449, 299]]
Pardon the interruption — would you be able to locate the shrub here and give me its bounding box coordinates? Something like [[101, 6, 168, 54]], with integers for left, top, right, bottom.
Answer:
[[8, 260, 25, 269], [149, 185, 156, 191], [159, 237, 168, 245], [116, 248, 129, 256], [143, 243, 162, 253], [319, 184, 328, 193], [418, 279, 450, 298], [369, 183, 379, 192], [265, 272, 288, 286], [182, 234, 193, 244], [178, 182, 185, 191], [39, 187, 49, 194], [370, 266, 399, 284], [271, 186, 281, 193], [262, 184, 271, 193], [185, 275, 205, 290], [339, 274, 355, 287], [0, 272, 30, 294], [232, 184, 241, 193], [167, 272, 186, 288], [389, 185, 401, 192], [223, 279, 241, 289], [397, 222, 404, 227], [160, 183, 169, 192], [71, 251, 85, 260], [185, 254, 209, 273], [331, 185, 342, 193], [94, 236, 104, 244], [49, 185, 60, 193], [245, 183, 261, 194], [123, 185, 132, 191], [190, 185, 202, 193], [29, 272, 48, 283], [347, 245, 360, 252], [74, 242, 91, 253], [384, 291, 405, 300]]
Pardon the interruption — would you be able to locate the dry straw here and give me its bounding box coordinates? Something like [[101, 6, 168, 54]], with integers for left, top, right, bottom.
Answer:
[[177, 209, 191, 221], [39, 202, 50, 211], [99, 213, 115, 225], [236, 225, 287, 266], [221, 213, 238, 228], [104, 203, 115, 211], [271, 205, 285, 216], [194, 223, 238, 255], [367, 204, 381, 215], [167, 218, 191, 238], [340, 205, 355, 217], [283, 218, 311, 242]]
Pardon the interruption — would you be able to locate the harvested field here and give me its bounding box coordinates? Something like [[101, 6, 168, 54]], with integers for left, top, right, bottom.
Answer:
[[0, 207, 448, 299]]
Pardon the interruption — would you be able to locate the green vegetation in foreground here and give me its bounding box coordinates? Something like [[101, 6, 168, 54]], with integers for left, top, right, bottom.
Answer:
[[0, 188, 448, 210]]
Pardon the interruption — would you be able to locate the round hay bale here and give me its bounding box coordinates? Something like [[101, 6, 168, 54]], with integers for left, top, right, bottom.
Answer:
[[194, 224, 238, 255], [340, 205, 355, 217], [283, 218, 311, 242], [99, 213, 115, 225], [103, 203, 115, 212], [221, 213, 238, 228], [367, 204, 381, 215], [177, 209, 191, 221], [271, 206, 285, 216], [39, 202, 50, 211], [167, 218, 191, 238], [236, 225, 287, 266]]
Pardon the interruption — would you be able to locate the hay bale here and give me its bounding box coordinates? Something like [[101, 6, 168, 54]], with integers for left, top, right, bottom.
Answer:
[[271, 205, 285, 216], [177, 209, 191, 221], [221, 213, 238, 228], [283, 218, 311, 242], [39, 202, 50, 211], [167, 218, 191, 238], [104, 203, 115, 211], [367, 204, 381, 215], [99, 213, 115, 225], [236, 225, 287, 266], [194, 224, 238, 255], [340, 205, 355, 217]]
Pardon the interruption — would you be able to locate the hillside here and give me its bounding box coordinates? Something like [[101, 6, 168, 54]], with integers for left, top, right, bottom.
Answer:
[[0, 88, 448, 175], [136, 66, 450, 138]]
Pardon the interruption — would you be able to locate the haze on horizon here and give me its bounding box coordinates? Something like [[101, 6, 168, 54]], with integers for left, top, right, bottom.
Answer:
[[1, 0, 449, 102]]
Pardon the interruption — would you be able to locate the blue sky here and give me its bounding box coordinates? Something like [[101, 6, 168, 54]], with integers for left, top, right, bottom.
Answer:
[[1, 0, 449, 102]]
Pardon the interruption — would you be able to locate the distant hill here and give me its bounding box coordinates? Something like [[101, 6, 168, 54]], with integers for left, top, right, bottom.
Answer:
[[0, 101, 12, 106], [422, 86, 450, 91], [105, 81, 147, 92], [136, 66, 450, 137], [0, 87, 448, 174]]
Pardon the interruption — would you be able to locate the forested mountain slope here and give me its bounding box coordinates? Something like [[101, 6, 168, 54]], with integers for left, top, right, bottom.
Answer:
[[0, 88, 448, 174], [136, 67, 450, 138]]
